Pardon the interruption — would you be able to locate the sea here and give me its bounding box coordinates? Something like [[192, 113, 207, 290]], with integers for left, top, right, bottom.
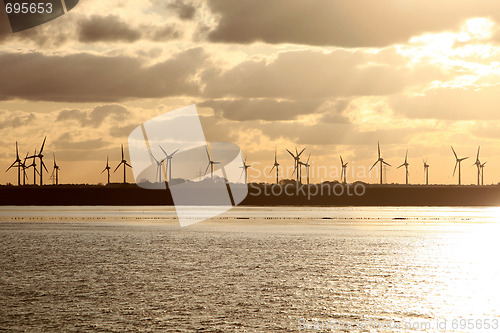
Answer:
[[0, 206, 499, 332]]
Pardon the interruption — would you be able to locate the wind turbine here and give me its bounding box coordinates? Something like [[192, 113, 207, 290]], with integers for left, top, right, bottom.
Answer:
[[28, 137, 48, 186], [240, 156, 251, 183], [473, 146, 481, 186], [287, 147, 305, 183], [204, 146, 220, 179], [369, 142, 391, 185], [480, 161, 487, 186], [21, 152, 29, 186], [150, 152, 166, 183], [451, 146, 468, 185], [302, 154, 311, 186], [159, 146, 179, 182], [28, 148, 40, 185], [101, 155, 111, 184], [270, 149, 280, 184], [423, 159, 430, 185], [114, 145, 132, 184], [6, 141, 22, 186], [51, 153, 60, 185], [340, 155, 348, 184], [397, 149, 410, 185]]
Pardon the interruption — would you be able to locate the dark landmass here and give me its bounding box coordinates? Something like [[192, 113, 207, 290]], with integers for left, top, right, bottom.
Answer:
[[1, 182, 500, 206]]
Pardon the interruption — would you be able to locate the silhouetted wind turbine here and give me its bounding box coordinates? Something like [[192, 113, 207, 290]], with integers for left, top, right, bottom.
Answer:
[[204, 146, 220, 179], [159, 146, 179, 182], [451, 146, 468, 185], [6, 141, 22, 186], [51, 153, 60, 185], [114, 145, 132, 184], [397, 149, 410, 185], [101, 155, 111, 184], [28, 137, 48, 186], [423, 159, 430, 185], [473, 146, 481, 186], [302, 154, 311, 186], [28, 148, 40, 185], [21, 152, 29, 186], [287, 147, 305, 183], [269, 149, 280, 184], [369, 142, 391, 185], [240, 156, 251, 183], [340, 155, 348, 184], [480, 161, 487, 186]]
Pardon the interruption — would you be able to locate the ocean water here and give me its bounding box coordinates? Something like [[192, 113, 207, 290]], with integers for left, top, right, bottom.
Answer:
[[0, 206, 499, 332]]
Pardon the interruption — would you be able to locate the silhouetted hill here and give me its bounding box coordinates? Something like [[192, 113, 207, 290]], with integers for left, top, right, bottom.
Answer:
[[2, 183, 500, 206]]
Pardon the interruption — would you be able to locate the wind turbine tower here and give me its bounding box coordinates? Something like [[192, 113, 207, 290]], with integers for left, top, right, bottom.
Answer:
[[369, 142, 391, 185], [397, 149, 410, 185], [451, 146, 468, 185]]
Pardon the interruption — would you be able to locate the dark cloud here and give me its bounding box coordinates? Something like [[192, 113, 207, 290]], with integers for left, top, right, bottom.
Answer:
[[203, 48, 444, 99], [168, 0, 197, 20], [78, 15, 142, 43], [206, 0, 498, 47], [110, 124, 138, 138], [199, 99, 322, 121], [57, 104, 130, 127], [0, 48, 207, 102]]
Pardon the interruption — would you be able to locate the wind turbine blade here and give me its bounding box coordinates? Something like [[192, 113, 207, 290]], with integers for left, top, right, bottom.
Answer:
[[477, 146, 480, 160], [6, 162, 16, 172], [269, 165, 275, 174], [298, 148, 306, 157], [453, 161, 458, 176], [205, 146, 211, 161], [41, 160, 48, 173], [397, 163, 404, 169], [377, 142, 381, 159], [405, 149, 408, 162], [150, 152, 159, 164], [383, 161, 391, 167], [125, 162, 132, 168], [204, 163, 210, 176], [292, 164, 297, 176], [101, 168, 107, 174], [121, 144, 124, 160], [451, 146, 457, 159], [171, 149, 179, 157], [340, 155, 344, 165], [40, 137, 46, 153], [240, 167, 245, 179], [369, 161, 378, 171], [114, 162, 124, 173], [274, 149, 277, 163], [306, 153, 311, 164], [16, 142, 19, 159], [286, 149, 295, 158], [159, 145, 168, 157]]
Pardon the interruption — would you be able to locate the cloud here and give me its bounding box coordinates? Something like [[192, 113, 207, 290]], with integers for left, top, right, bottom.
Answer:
[[54, 132, 106, 150], [78, 15, 142, 43], [0, 48, 207, 102], [0, 110, 36, 129], [206, 0, 498, 47], [391, 85, 500, 120], [168, 0, 197, 20], [57, 104, 130, 127], [203, 48, 443, 99], [199, 99, 323, 121]]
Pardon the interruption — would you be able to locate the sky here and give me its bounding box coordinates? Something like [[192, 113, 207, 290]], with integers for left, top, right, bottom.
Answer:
[[1, 0, 500, 185]]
